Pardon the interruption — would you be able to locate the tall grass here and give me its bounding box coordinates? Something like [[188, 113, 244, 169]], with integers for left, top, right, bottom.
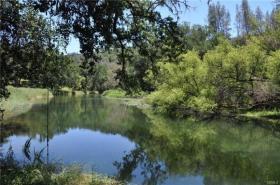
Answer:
[[0, 139, 124, 185]]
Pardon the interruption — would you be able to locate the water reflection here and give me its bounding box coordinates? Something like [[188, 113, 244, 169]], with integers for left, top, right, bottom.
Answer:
[[1, 96, 280, 185], [114, 146, 167, 185]]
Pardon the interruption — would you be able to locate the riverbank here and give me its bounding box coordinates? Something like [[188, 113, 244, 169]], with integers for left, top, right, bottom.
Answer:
[[0, 86, 88, 120], [102, 89, 280, 124], [159, 106, 280, 125], [1, 86, 53, 119], [102, 89, 150, 109], [81, 173, 124, 185], [0, 152, 124, 185], [2, 86, 278, 124], [56, 87, 85, 96], [103, 96, 150, 109]]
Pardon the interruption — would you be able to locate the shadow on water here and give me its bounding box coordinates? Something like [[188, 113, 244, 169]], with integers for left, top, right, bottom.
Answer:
[[1, 95, 280, 185]]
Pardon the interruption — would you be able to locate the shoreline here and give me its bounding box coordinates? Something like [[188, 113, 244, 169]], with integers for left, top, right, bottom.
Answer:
[[2, 86, 279, 126], [1, 86, 87, 120], [102, 96, 150, 109], [102, 95, 280, 125]]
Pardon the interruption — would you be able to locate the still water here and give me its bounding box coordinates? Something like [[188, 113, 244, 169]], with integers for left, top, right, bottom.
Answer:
[[1, 96, 280, 185]]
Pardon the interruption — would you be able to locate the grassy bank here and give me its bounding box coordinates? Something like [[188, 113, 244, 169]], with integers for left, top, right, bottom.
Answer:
[[1, 86, 53, 119], [102, 89, 150, 109], [57, 87, 85, 96], [1, 162, 123, 185], [52, 172, 123, 185], [102, 89, 126, 98], [83, 174, 124, 185], [0, 138, 124, 185], [102, 89, 148, 98]]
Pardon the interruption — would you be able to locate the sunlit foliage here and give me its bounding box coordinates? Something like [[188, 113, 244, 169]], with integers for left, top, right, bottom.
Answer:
[[148, 38, 280, 114]]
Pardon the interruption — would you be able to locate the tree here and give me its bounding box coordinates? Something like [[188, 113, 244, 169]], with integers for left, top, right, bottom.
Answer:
[[208, 2, 231, 37], [123, 22, 214, 94], [0, 0, 22, 100], [89, 64, 108, 93], [0, 0, 191, 99], [0, 0, 81, 100], [241, 0, 252, 35], [205, 38, 269, 110], [146, 51, 213, 113], [235, 5, 243, 37], [262, 9, 280, 51], [235, 0, 258, 36], [255, 6, 264, 34], [147, 38, 273, 114], [27, 0, 190, 88], [41, 51, 82, 91]]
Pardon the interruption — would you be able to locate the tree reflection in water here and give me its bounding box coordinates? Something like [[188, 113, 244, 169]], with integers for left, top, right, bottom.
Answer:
[[114, 146, 167, 185]]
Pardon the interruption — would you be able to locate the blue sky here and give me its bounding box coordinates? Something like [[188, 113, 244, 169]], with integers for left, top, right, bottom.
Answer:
[[66, 0, 275, 53]]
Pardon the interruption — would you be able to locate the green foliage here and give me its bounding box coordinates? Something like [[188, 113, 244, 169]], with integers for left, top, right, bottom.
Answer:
[[40, 51, 82, 91], [88, 64, 111, 93], [0, 0, 26, 99], [148, 38, 279, 115], [1, 0, 280, 117], [267, 50, 280, 86], [179, 23, 215, 58], [0, 1, 82, 99], [24, 0, 191, 92], [126, 23, 218, 94], [204, 39, 268, 109], [261, 10, 280, 51], [76, 51, 120, 93], [147, 51, 216, 113]]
